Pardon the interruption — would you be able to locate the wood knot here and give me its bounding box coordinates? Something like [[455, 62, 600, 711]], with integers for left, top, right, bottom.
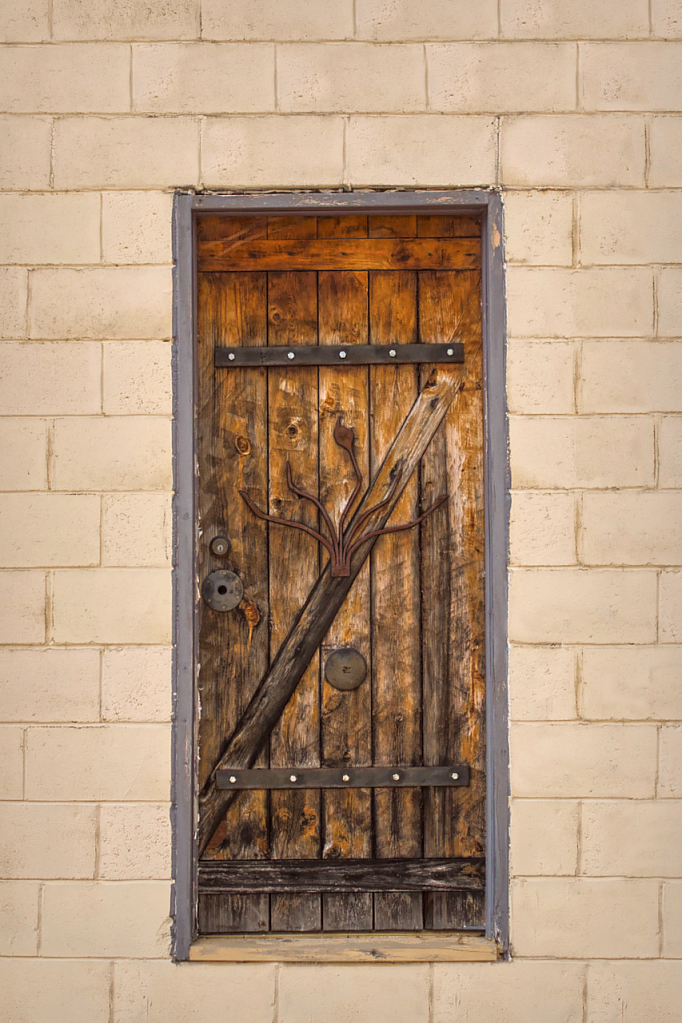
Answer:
[[235, 436, 250, 456]]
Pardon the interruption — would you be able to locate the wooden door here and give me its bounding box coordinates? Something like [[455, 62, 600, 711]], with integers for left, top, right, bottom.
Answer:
[[195, 212, 485, 934]]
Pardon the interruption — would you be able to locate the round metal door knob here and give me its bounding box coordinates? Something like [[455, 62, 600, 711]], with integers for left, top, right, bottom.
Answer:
[[202, 570, 244, 612], [324, 647, 367, 692], [209, 535, 230, 557]]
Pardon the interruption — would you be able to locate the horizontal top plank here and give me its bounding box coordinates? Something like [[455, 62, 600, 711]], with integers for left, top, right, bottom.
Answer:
[[190, 933, 497, 962], [197, 237, 481, 272]]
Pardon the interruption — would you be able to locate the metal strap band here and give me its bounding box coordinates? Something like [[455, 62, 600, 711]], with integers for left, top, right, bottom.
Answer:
[[215, 343, 464, 368], [216, 765, 469, 790]]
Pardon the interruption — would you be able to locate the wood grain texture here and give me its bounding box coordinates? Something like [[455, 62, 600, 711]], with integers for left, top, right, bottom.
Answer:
[[190, 933, 497, 961], [198, 238, 481, 272]]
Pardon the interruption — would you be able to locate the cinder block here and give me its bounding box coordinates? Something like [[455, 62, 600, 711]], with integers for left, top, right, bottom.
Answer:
[[510, 490, 576, 565], [663, 881, 682, 957], [103, 341, 172, 414], [581, 42, 682, 111], [660, 571, 682, 642], [503, 190, 573, 265], [52, 569, 171, 644], [658, 268, 682, 339], [102, 493, 171, 567], [0, 43, 129, 113], [0, 494, 100, 568], [30, 267, 172, 340], [0, 193, 100, 266], [203, 0, 352, 39], [52, 417, 171, 491], [501, 115, 645, 187], [659, 417, 682, 488], [433, 960, 584, 1023], [501, 0, 649, 38], [53, 116, 200, 189], [581, 492, 682, 566], [279, 965, 431, 1023], [356, 0, 498, 40], [41, 880, 171, 958], [277, 43, 425, 113], [0, 647, 100, 722], [508, 644, 577, 721], [101, 646, 171, 722], [511, 722, 658, 797], [133, 42, 275, 113], [25, 724, 170, 800], [347, 115, 497, 186], [0, 881, 39, 955], [511, 799, 579, 876], [114, 960, 277, 1023], [580, 191, 682, 264], [582, 646, 682, 720], [99, 804, 171, 879], [0, 268, 28, 339], [428, 43, 576, 113], [580, 341, 682, 414], [0, 116, 51, 188], [650, 116, 682, 186], [102, 192, 173, 265], [506, 266, 653, 337], [507, 341, 574, 413], [0, 342, 101, 416], [0, 726, 24, 799], [582, 800, 682, 876], [53, 0, 199, 40], [0, 959, 110, 1023], [0, 419, 47, 490], [510, 415, 654, 488], [659, 724, 682, 797], [653, 0, 682, 38], [0, 0, 48, 41], [587, 962, 682, 1023], [0, 571, 45, 644], [0, 802, 96, 878]]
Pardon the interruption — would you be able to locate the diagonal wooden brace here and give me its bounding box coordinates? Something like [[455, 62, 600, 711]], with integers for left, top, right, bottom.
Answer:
[[198, 363, 467, 855]]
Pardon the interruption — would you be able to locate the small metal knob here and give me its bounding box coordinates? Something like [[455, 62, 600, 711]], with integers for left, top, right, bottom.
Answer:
[[447, 348, 454, 356], [342, 774, 350, 782], [451, 772, 459, 780], [339, 350, 347, 359], [392, 773, 400, 781], [389, 349, 396, 357], [287, 352, 295, 360], [210, 535, 230, 557], [228, 352, 235, 361], [229, 776, 237, 784], [290, 774, 297, 782]]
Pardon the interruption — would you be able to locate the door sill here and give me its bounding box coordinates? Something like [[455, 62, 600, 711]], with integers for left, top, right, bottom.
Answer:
[[189, 932, 498, 962]]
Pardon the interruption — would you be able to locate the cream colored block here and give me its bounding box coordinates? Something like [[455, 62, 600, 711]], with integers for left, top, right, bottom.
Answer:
[[347, 116, 497, 186], [650, 116, 682, 186], [510, 416, 654, 488], [582, 42, 682, 111], [503, 190, 573, 265], [0, 419, 47, 490], [279, 965, 430, 1023], [0, 268, 28, 339], [0, 959, 110, 1023], [582, 646, 682, 720], [501, 0, 649, 38], [510, 491, 576, 565], [428, 43, 575, 113], [507, 341, 574, 413], [103, 493, 171, 567], [511, 799, 579, 875], [0, 342, 101, 415], [0, 494, 100, 568], [0, 726, 23, 799], [53, 0, 199, 40], [582, 801, 682, 876], [30, 267, 172, 340], [512, 878, 659, 956], [52, 569, 171, 644], [52, 417, 171, 491], [508, 644, 577, 720], [511, 722, 657, 797], [277, 43, 425, 113], [506, 267, 653, 337], [25, 724, 170, 800], [0, 571, 45, 644], [103, 341, 172, 413], [0, 43, 129, 113], [0, 193, 100, 266], [509, 569, 657, 644], [581, 192, 682, 265], [581, 492, 682, 566], [659, 417, 682, 488], [53, 116, 200, 189], [102, 192, 173, 265], [201, 115, 344, 189], [133, 42, 274, 113], [663, 882, 682, 956], [0, 882, 38, 955], [587, 962, 682, 1022], [501, 115, 644, 187], [101, 647, 171, 722], [114, 960, 276, 1023], [99, 804, 171, 879], [660, 570, 682, 642], [580, 341, 682, 414], [433, 960, 584, 1023], [0, 802, 96, 878], [203, 0, 352, 39], [356, 0, 498, 40], [653, 0, 682, 38], [41, 880, 171, 958], [659, 724, 682, 797], [0, 116, 51, 188], [658, 268, 682, 339], [0, 0, 48, 41], [0, 647, 99, 722]]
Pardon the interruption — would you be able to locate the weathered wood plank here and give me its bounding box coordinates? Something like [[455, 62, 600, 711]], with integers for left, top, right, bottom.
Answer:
[[417, 215, 481, 238], [318, 215, 368, 238], [267, 215, 317, 239], [368, 214, 417, 238], [197, 215, 267, 244], [190, 932, 497, 962]]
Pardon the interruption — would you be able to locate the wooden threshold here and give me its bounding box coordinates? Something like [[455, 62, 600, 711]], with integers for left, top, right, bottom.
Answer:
[[189, 932, 498, 963]]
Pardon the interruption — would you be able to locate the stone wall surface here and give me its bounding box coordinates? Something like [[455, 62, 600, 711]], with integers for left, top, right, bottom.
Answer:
[[0, 0, 680, 1019]]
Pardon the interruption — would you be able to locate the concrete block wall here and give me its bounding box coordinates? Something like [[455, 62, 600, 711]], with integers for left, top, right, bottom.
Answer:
[[0, 0, 680, 1019]]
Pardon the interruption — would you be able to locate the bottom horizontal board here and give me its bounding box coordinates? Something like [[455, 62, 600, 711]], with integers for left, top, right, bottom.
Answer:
[[189, 931, 498, 962]]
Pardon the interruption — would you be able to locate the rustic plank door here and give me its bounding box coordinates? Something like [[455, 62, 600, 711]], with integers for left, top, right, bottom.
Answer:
[[195, 212, 485, 934]]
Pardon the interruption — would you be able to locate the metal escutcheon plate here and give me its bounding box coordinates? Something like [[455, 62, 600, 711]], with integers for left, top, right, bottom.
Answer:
[[202, 570, 244, 612], [325, 647, 367, 691]]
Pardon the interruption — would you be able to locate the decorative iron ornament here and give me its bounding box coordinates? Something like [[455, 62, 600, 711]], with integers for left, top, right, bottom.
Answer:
[[239, 419, 447, 577]]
